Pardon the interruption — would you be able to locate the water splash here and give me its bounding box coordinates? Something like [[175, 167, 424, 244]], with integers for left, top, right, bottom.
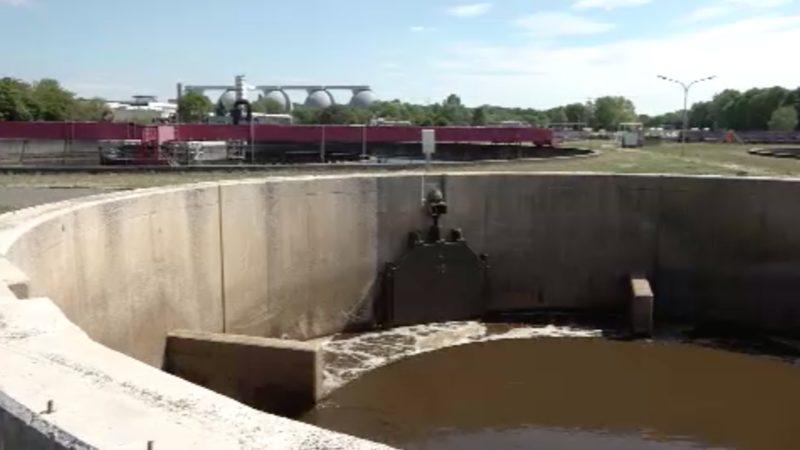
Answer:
[[319, 321, 602, 395]]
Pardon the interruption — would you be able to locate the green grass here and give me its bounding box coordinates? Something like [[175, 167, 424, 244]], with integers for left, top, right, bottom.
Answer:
[[1, 141, 800, 190]]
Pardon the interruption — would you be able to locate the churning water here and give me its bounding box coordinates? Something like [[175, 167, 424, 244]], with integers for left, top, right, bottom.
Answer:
[[305, 338, 800, 450]]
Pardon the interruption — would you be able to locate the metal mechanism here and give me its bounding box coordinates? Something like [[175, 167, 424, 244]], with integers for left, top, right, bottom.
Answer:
[[379, 190, 489, 327]]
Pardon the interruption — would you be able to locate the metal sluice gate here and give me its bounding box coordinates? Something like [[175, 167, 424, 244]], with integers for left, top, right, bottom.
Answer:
[[377, 189, 490, 328]]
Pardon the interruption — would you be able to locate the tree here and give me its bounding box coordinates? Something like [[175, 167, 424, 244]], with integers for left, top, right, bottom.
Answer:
[[252, 98, 285, 114], [178, 91, 212, 123], [471, 106, 488, 126], [0, 78, 36, 121], [444, 94, 462, 107], [545, 107, 568, 125], [768, 106, 799, 131], [564, 103, 589, 124], [709, 89, 741, 130], [593, 96, 636, 130], [31, 79, 74, 121], [317, 105, 359, 124], [689, 101, 713, 129], [71, 98, 111, 122]]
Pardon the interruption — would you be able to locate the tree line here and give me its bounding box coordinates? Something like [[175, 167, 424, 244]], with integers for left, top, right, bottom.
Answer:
[[0, 78, 111, 122], [644, 86, 800, 131], [4, 77, 800, 131]]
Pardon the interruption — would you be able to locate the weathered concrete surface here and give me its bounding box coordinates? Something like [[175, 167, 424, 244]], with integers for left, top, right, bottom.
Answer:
[[166, 330, 322, 416], [0, 187, 109, 212], [220, 177, 378, 339], [3, 172, 800, 449], [630, 276, 654, 336], [0, 297, 390, 449], [0, 258, 29, 299], [438, 174, 661, 312], [1, 185, 225, 366]]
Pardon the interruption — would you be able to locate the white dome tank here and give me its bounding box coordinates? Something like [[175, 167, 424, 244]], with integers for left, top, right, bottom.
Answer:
[[350, 90, 377, 108], [262, 90, 292, 111], [218, 90, 238, 110], [219, 89, 257, 110], [305, 90, 335, 108]]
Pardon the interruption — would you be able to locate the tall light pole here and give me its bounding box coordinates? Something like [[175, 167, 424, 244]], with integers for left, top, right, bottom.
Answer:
[[657, 75, 716, 154]]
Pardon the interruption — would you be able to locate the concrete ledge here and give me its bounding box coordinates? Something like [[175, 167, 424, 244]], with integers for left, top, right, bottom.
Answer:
[[0, 298, 387, 450], [0, 258, 29, 299], [166, 330, 323, 417], [630, 276, 654, 336]]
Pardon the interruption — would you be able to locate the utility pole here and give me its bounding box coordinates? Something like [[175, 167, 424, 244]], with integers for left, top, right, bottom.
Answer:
[[657, 75, 716, 155]]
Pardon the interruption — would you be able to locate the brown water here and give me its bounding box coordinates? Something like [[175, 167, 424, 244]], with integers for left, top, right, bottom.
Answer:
[[303, 339, 800, 450]]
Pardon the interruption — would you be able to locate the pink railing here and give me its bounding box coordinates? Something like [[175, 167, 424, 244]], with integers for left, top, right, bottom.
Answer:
[[0, 122, 554, 145]]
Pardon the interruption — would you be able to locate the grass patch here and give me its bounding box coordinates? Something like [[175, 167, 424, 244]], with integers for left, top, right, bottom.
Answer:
[[1, 141, 800, 190]]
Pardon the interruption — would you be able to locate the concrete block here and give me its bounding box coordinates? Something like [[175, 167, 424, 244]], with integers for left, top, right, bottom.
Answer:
[[0, 258, 29, 299], [165, 330, 322, 417], [630, 276, 654, 336]]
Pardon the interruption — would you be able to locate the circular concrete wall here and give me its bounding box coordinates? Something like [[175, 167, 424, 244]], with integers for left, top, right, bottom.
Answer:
[[2, 173, 800, 448]]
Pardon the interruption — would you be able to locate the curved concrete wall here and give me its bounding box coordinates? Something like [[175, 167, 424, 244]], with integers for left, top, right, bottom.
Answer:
[[2, 173, 800, 448]]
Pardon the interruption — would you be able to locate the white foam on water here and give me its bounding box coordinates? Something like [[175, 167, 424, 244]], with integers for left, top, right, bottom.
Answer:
[[320, 322, 603, 395]]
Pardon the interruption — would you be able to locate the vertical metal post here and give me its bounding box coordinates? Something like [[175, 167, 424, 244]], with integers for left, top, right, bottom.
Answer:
[[176, 83, 183, 124], [657, 75, 716, 157], [320, 125, 326, 163], [250, 118, 255, 164], [361, 124, 367, 159], [19, 140, 27, 164], [681, 85, 689, 156]]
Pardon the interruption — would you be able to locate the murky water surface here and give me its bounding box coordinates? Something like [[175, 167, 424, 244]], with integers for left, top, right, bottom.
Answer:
[[305, 338, 800, 450]]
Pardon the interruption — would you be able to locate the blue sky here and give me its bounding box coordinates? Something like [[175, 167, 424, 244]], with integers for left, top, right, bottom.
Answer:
[[1, 0, 799, 114]]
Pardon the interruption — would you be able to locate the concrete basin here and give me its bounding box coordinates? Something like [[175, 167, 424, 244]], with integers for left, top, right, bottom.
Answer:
[[2, 172, 800, 449]]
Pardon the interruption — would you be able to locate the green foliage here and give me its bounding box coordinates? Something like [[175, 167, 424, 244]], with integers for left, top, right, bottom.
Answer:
[[31, 79, 74, 121], [214, 101, 228, 117], [317, 105, 358, 124], [593, 96, 637, 130], [471, 106, 488, 126], [0, 78, 37, 121], [656, 86, 800, 131], [768, 106, 799, 131], [71, 98, 112, 122], [545, 107, 568, 125], [178, 91, 213, 123], [0, 77, 108, 122], [564, 103, 590, 124], [688, 101, 713, 129], [251, 98, 285, 115]]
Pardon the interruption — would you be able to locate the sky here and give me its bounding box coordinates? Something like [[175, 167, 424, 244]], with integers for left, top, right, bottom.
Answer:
[[1, 0, 799, 114]]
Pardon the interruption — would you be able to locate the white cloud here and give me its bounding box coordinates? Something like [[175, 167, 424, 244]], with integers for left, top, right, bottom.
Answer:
[[446, 3, 493, 18], [573, 0, 651, 10], [515, 12, 615, 37], [682, 6, 730, 23], [428, 15, 800, 113], [0, 0, 31, 6], [410, 26, 428, 32], [681, 0, 791, 23]]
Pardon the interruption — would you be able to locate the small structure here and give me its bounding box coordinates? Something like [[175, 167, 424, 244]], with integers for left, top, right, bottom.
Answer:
[[618, 122, 645, 148], [379, 189, 489, 327], [629, 275, 654, 337], [107, 95, 177, 123]]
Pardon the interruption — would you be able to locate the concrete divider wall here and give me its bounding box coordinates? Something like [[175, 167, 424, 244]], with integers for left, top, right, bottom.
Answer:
[[165, 330, 323, 416]]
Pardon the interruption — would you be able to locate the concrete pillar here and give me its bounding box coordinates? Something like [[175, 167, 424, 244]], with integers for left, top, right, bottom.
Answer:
[[629, 275, 654, 337], [165, 330, 322, 416]]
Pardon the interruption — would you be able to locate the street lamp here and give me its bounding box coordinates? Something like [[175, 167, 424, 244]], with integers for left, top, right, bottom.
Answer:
[[657, 75, 716, 153]]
